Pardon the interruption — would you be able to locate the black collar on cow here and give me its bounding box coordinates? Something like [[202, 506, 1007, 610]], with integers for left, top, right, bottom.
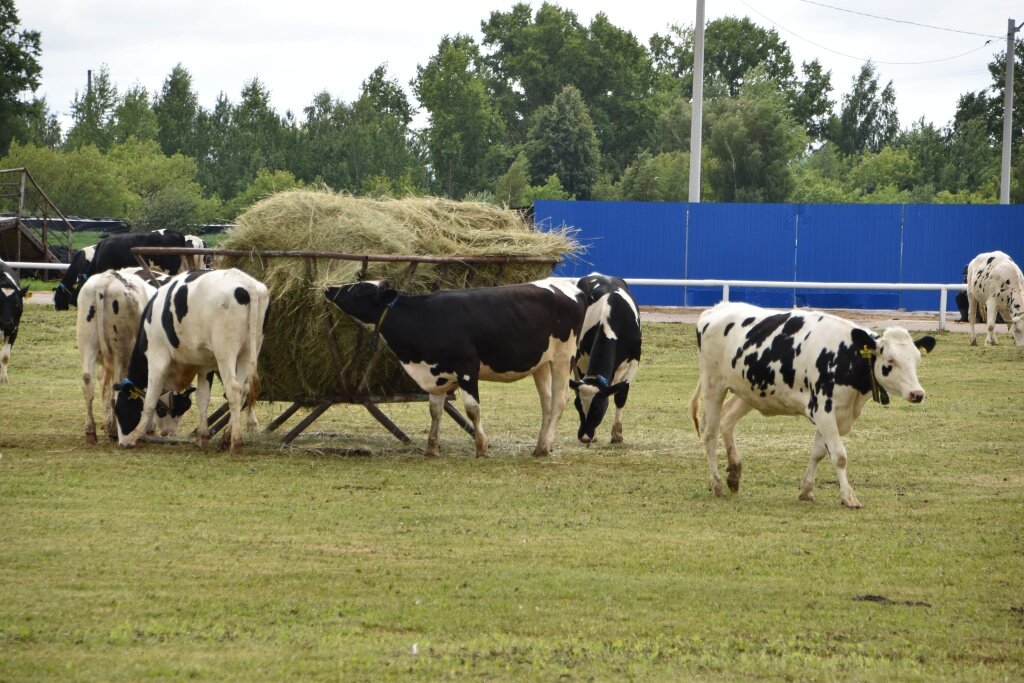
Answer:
[[858, 345, 890, 405], [369, 292, 400, 351]]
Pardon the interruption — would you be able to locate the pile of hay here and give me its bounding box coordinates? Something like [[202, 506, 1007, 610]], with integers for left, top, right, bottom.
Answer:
[[218, 190, 580, 402]]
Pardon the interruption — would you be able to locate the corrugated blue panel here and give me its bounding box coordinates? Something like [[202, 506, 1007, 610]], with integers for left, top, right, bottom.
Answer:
[[686, 203, 796, 308], [535, 200, 686, 305], [795, 204, 903, 310], [901, 205, 1024, 311]]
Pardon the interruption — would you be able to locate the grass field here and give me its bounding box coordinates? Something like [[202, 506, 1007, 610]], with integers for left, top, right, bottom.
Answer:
[[1, 307, 1022, 680]]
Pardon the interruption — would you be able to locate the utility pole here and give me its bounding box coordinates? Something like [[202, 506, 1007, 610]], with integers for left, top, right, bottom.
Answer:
[[688, 0, 706, 203], [999, 19, 1021, 204]]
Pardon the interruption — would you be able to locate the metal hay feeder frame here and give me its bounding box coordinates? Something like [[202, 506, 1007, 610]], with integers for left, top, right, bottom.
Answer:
[[131, 246, 561, 453]]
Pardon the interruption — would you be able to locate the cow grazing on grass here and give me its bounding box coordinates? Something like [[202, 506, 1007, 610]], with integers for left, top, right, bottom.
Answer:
[[689, 302, 936, 508], [325, 278, 586, 458], [966, 251, 1024, 347], [0, 260, 30, 384], [114, 268, 270, 453], [569, 274, 642, 445], [77, 268, 193, 443], [53, 245, 97, 311]]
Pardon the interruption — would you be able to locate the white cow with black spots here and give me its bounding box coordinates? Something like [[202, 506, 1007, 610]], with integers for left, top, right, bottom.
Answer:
[[0, 260, 30, 384], [113, 268, 270, 453], [966, 251, 1024, 346]]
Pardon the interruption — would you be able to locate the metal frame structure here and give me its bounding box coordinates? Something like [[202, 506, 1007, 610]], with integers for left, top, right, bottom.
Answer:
[[131, 245, 560, 451], [0, 167, 75, 270]]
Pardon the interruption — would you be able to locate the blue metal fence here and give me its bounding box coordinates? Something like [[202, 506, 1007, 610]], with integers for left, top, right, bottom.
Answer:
[[535, 200, 1024, 310]]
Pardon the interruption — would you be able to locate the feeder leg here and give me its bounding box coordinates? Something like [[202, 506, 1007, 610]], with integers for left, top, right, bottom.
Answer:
[[280, 402, 333, 445], [266, 402, 302, 432], [363, 400, 412, 444]]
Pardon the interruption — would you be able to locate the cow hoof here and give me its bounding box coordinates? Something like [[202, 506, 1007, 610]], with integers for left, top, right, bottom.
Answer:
[[85, 432, 97, 445], [970, 338, 978, 346], [610, 434, 624, 445], [475, 451, 489, 459], [727, 479, 740, 494], [710, 482, 724, 497], [841, 496, 862, 509], [423, 450, 438, 459], [533, 448, 550, 457], [195, 435, 210, 449]]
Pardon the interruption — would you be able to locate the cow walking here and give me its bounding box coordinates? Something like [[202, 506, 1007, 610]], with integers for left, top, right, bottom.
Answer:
[[325, 278, 586, 458], [569, 273, 642, 444], [966, 251, 1024, 346], [0, 260, 30, 384], [114, 269, 270, 453], [689, 302, 935, 508]]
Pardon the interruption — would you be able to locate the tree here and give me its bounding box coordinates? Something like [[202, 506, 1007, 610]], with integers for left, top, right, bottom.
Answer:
[[494, 152, 532, 207], [829, 61, 899, 155], [414, 34, 506, 197], [112, 84, 158, 144], [894, 118, 946, 189], [953, 38, 1024, 149], [65, 65, 119, 151], [705, 75, 806, 202], [525, 85, 601, 199], [153, 64, 201, 157], [617, 150, 690, 201], [790, 60, 833, 143], [0, 0, 42, 156], [17, 96, 61, 148]]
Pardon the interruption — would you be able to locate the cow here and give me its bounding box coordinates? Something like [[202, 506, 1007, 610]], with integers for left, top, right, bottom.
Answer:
[[956, 263, 1005, 324], [966, 251, 1024, 346], [569, 274, 642, 445], [324, 278, 587, 458], [688, 302, 936, 508], [86, 229, 187, 280], [0, 260, 30, 384], [182, 234, 212, 271], [53, 245, 97, 311], [77, 268, 193, 443], [113, 268, 270, 453]]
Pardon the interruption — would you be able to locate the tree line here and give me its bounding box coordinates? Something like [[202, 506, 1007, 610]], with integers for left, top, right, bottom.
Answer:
[[2, 0, 1022, 230]]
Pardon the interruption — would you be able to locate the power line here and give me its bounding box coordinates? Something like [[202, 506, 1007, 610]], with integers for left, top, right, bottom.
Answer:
[[739, 1, 997, 66], [796, 0, 1002, 39]]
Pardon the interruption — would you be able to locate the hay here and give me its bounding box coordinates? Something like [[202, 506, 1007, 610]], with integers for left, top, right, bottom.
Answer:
[[218, 190, 580, 401]]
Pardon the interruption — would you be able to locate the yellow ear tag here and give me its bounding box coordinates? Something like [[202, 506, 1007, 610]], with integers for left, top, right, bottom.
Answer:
[[24, 291, 32, 299]]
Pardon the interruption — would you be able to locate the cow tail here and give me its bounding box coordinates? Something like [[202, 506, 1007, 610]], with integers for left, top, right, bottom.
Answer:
[[689, 378, 702, 437], [244, 289, 267, 407]]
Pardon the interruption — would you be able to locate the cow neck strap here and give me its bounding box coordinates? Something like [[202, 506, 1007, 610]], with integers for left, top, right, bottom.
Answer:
[[859, 346, 882, 404], [56, 282, 72, 294], [369, 293, 399, 351], [583, 374, 608, 386]]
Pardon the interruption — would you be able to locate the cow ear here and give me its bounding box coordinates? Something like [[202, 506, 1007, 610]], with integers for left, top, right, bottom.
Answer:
[[113, 382, 124, 391], [914, 336, 936, 354], [605, 381, 629, 396], [569, 379, 582, 390], [20, 286, 30, 298], [851, 328, 876, 352]]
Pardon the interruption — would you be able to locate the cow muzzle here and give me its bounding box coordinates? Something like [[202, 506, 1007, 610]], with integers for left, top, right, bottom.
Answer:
[[907, 389, 925, 403]]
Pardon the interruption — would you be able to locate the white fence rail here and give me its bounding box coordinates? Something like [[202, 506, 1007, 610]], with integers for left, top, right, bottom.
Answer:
[[10, 262, 967, 331], [622, 278, 967, 331]]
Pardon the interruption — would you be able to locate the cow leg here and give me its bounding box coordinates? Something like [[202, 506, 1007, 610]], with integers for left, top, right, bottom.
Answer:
[[81, 347, 100, 444], [700, 382, 728, 496], [100, 358, 117, 439], [610, 385, 630, 444], [424, 392, 445, 458], [458, 376, 488, 458], [985, 296, 999, 345], [194, 371, 214, 449], [0, 340, 10, 384], [816, 420, 860, 508], [720, 395, 753, 493], [968, 294, 979, 345], [532, 362, 553, 456], [217, 363, 245, 454], [798, 431, 828, 501]]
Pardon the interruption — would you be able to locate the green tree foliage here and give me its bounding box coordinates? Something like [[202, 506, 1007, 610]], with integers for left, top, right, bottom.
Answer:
[[111, 85, 158, 144], [847, 146, 916, 195], [494, 152, 532, 207], [617, 150, 690, 201], [953, 38, 1024, 148], [414, 34, 506, 197], [829, 61, 899, 155], [705, 74, 806, 202], [525, 85, 601, 199], [652, 96, 692, 154], [153, 64, 201, 157], [65, 65, 119, 151], [16, 96, 61, 148], [0, 0, 42, 156], [942, 118, 998, 195], [790, 60, 833, 143], [224, 168, 303, 218], [524, 173, 572, 201], [893, 118, 946, 190], [481, 3, 656, 173]]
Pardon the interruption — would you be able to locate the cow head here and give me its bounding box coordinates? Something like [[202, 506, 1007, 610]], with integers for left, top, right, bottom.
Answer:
[[113, 379, 146, 443], [854, 327, 935, 404], [569, 375, 628, 443], [53, 282, 76, 310], [1011, 312, 1024, 346], [324, 280, 396, 326]]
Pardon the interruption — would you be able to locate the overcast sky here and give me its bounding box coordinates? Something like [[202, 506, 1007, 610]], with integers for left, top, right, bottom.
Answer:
[[18, 0, 1023, 133]]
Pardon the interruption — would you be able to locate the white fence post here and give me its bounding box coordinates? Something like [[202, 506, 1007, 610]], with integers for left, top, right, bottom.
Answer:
[[722, 284, 730, 302], [939, 289, 948, 331]]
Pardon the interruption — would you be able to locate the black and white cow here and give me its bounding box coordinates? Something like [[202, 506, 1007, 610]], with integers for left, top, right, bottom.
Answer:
[[689, 302, 936, 508], [0, 260, 30, 384], [569, 273, 642, 445], [77, 268, 193, 443], [114, 268, 270, 453], [53, 244, 97, 311], [182, 234, 211, 271], [966, 251, 1024, 346], [86, 229, 187, 279], [325, 278, 587, 458]]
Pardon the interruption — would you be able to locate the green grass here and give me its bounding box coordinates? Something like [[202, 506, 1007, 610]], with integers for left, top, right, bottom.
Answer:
[[1, 308, 1022, 680]]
